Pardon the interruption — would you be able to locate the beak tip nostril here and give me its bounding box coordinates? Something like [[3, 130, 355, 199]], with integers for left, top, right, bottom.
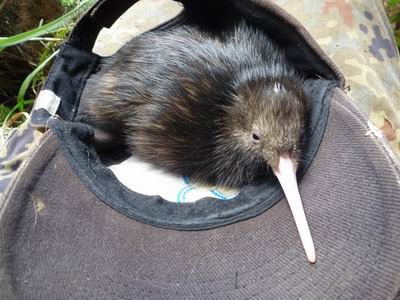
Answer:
[[306, 248, 317, 264]]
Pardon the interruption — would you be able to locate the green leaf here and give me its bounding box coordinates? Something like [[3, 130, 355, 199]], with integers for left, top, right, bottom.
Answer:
[[0, 104, 12, 125], [17, 50, 60, 110], [60, 0, 80, 8], [1, 100, 33, 128], [0, 0, 94, 50], [388, 0, 400, 7]]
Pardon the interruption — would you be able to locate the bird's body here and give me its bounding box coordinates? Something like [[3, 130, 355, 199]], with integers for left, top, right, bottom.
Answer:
[[81, 21, 307, 188], [81, 21, 316, 262]]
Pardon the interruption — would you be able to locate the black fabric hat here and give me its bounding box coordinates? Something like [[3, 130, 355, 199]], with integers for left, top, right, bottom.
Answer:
[[1, 0, 400, 299]]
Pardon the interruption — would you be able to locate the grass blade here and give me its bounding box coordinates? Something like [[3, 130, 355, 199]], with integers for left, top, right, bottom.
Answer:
[[0, 0, 94, 50], [16, 49, 60, 109], [2, 100, 33, 128]]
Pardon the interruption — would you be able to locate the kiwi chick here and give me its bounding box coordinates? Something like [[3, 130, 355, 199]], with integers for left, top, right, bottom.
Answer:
[[80, 21, 308, 189]]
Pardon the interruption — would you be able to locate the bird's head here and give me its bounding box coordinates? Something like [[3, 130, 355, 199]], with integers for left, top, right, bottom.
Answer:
[[225, 76, 308, 170], [222, 76, 315, 263]]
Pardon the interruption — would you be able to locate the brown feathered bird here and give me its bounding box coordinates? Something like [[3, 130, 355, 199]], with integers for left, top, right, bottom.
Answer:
[[80, 21, 316, 263]]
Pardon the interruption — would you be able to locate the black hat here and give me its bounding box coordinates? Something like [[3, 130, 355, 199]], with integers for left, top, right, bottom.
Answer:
[[1, 0, 400, 299]]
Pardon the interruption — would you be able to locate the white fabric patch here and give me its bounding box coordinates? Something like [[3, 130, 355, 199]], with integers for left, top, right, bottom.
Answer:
[[273, 83, 280, 93], [33, 90, 61, 115], [109, 156, 239, 203], [273, 83, 286, 93]]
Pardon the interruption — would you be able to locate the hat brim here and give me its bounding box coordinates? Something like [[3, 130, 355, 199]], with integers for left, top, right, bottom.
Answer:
[[1, 87, 400, 299]]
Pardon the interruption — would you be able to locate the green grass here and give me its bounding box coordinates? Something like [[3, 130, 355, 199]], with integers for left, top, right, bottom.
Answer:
[[0, 1, 92, 50], [385, 0, 400, 49], [0, 104, 12, 124], [0, 0, 95, 128]]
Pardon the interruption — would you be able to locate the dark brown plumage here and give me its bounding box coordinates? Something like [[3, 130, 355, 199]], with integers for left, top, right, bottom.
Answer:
[[80, 21, 308, 188]]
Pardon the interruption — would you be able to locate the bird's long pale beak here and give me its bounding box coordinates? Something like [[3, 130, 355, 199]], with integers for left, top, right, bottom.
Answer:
[[274, 156, 316, 263]]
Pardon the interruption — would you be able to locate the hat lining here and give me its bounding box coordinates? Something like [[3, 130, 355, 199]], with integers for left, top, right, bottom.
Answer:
[[50, 78, 336, 230], [39, 0, 340, 230]]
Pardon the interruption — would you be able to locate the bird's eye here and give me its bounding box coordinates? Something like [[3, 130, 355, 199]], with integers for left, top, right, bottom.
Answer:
[[252, 132, 261, 143]]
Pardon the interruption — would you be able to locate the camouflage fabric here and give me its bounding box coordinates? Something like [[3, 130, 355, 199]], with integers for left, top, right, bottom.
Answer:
[[0, 120, 43, 197], [93, 0, 183, 56], [1, 0, 399, 196], [274, 0, 400, 156]]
